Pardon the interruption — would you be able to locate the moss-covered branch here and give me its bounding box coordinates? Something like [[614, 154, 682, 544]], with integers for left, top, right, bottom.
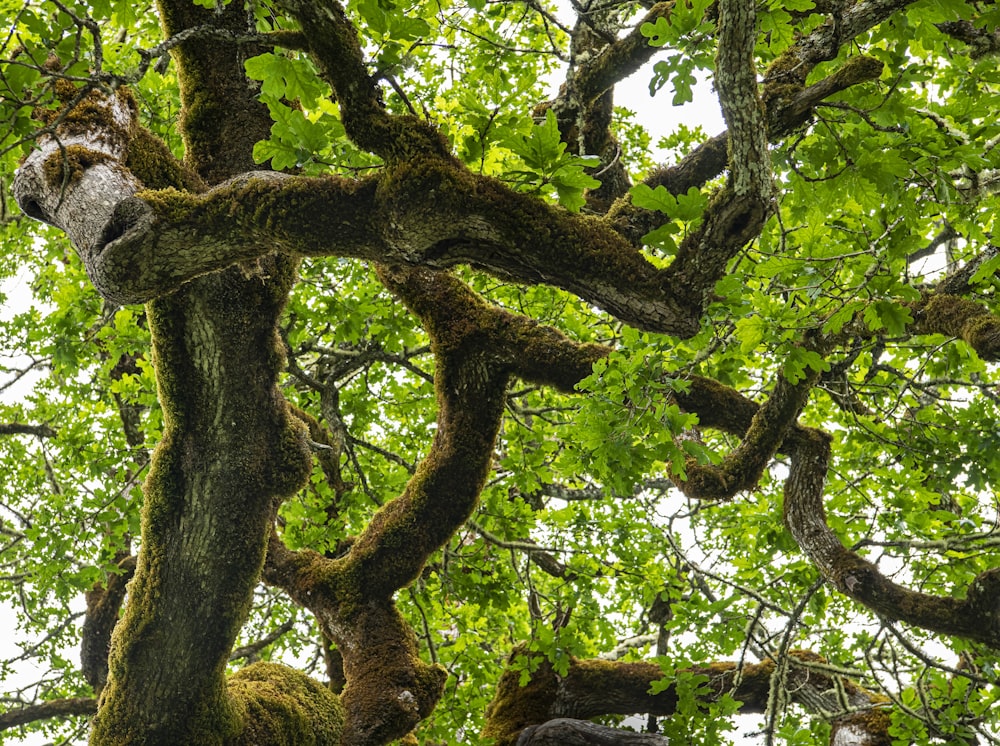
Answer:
[[716, 0, 770, 201], [783, 428, 1000, 649], [912, 293, 1000, 361], [676, 361, 820, 500], [482, 647, 889, 746], [260, 267, 612, 744], [570, 2, 677, 108], [936, 19, 1000, 59], [763, 0, 918, 92], [18, 123, 701, 330], [265, 537, 446, 746]]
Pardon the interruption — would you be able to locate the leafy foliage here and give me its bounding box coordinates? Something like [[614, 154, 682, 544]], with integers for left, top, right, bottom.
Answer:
[[1, 0, 1000, 744]]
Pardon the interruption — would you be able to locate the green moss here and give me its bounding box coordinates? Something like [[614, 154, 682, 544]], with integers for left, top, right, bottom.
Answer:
[[832, 55, 884, 86], [378, 156, 670, 322], [227, 662, 345, 745], [154, 1, 273, 181], [266, 404, 314, 499], [342, 649, 447, 744], [125, 127, 205, 192], [835, 708, 892, 746], [761, 82, 802, 109], [482, 649, 558, 746], [42, 145, 113, 188], [134, 186, 204, 223], [920, 294, 1000, 360], [678, 462, 733, 500], [40, 86, 134, 152], [763, 48, 809, 88]]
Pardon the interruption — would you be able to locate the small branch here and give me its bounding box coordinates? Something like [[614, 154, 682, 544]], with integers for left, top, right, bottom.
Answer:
[[275, 0, 449, 161], [936, 19, 1000, 59], [0, 423, 56, 438], [229, 618, 297, 661], [934, 243, 1000, 296], [598, 634, 659, 660], [0, 697, 98, 731], [467, 519, 569, 578]]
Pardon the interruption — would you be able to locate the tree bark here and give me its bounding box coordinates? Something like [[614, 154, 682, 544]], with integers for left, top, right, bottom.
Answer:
[[517, 719, 670, 746]]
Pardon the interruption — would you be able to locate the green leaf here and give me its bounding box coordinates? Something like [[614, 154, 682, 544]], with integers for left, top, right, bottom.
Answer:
[[735, 316, 767, 354], [822, 302, 863, 334], [783, 346, 830, 383], [864, 301, 914, 336], [630, 184, 678, 214], [970, 253, 1000, 285], [641, 16, 675, 48], [245, 53, 327, 109], [507, 109, 565, 171]]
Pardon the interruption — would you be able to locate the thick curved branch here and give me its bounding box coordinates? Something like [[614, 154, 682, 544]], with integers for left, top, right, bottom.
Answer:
[[11, 85, 700, 331], [15, 102, 700, 332], [667, 374, 1000, 648], [675, 362, 820, 500], [783, 428, 1000, 649], [265, 539, 446, 746], [263, 268, 607, 744]]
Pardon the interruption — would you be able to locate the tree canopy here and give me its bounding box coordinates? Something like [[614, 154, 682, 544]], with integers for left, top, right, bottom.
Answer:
[[1, 0, 999, 744]]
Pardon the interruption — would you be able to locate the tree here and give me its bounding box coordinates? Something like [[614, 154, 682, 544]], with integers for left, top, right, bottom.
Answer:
[[1, 0, 999, 743]]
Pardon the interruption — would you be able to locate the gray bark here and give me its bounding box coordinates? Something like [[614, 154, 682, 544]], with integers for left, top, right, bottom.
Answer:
[[517, 719, 669, 746]]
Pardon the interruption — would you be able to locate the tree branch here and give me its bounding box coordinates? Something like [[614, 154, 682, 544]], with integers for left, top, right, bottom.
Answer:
[[0, 423, 56, 438], [0, 697, 98, 731], [782, 427, 1000, 649], [518, 719, 670, 745], [572, 2, 678, 107], [275, 0, 450, 161], [912, 293, 1000, 361], [12, 88, 702, 334], [81, 554, 136, 695], [936, 19, 1000, 59], [666, 371, 1000, 648], [483, 647, 888, 745]]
